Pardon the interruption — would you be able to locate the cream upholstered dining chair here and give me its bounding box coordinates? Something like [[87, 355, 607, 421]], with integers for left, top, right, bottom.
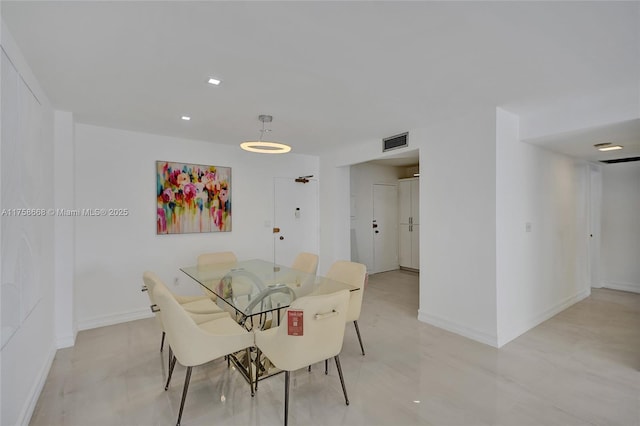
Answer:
[[197, 251, 238, 267], [254, 290, 351, 426], [153, 280, 254, 426], [196, 251, 238, 299], [268, 252, 320, 312], [142, 271, 226, 353], [326, 260, 367, 356], [290, 252, 319, 275]]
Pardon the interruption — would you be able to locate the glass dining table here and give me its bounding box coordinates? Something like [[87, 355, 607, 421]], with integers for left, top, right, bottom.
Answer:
[[180, 258, 358, 386]]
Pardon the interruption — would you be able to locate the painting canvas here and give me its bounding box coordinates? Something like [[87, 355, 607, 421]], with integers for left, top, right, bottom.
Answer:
[[156, 161, 231, 234]]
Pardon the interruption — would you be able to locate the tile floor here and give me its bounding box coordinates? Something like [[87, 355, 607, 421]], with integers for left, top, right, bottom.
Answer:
[[30, 270, 640, 425]]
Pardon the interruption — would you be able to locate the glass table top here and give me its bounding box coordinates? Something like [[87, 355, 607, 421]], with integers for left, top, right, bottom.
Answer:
[[180, 259, 357, 324]]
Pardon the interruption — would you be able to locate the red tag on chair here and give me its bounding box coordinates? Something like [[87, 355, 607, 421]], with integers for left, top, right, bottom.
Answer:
[[287, 310, 303, 336]]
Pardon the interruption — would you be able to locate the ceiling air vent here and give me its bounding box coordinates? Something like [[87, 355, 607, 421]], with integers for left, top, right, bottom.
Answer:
[[600, 156, 640, 164], [383, 132, 408, 152]]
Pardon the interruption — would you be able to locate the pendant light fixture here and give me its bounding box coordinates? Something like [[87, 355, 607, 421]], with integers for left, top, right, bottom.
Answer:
[[240, 115, 291, 154]]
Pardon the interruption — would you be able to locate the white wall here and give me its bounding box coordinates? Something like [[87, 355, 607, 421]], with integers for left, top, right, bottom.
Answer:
[[318, 160, 351, 274], [319, 107, 598, 349], [349, 162, 402, 271], [54, 110, 76, 348], [1, 23, 56, 426], [600, 162, 640, 293], [496, 108, 590, 347], [417, 111, 498, 346], [73, 124, 319, 329], [319, 109, 500, 346]]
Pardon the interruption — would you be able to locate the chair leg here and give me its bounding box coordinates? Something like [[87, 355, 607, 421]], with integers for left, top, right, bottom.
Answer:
[[247, 348, 254, 397], [160, 331, 165, 352], [165, 355, 177, 390], [168, 346, 173, 373], [176, 366, 192, 426], [325, 359, 328, 375], [284, 370, 290, 426], [353, 320, 365, 356], [334, 355, 349, 406], [255, 348, 260, 392]]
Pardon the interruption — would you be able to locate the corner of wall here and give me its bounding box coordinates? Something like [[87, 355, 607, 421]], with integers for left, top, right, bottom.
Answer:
[[496, 288, 591, 347], [56, 331, 77, 349], [418, 309, 499, 348]]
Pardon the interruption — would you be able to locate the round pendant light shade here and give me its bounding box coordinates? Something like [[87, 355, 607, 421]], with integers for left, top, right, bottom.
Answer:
[[240, 141, 291, 154], [241, 115, 291, 154]]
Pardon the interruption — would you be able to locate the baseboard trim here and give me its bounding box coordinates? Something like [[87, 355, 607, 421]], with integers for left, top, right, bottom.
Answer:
[[497, 288, 591, 347], [19, 345, 56, 426], [417, 310, 498, 348], [56, 332, 77, 349], [77, 308, 153, 331], [603, 281, 640, 294]]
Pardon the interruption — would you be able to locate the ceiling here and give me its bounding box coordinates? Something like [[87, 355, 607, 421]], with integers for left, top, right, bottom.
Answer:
[[369, 150, 419, 168], [523, 118, 640, 162], [2, 1, 639, 163]]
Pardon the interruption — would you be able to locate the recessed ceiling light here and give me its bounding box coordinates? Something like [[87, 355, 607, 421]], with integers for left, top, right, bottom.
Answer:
[[181, 116, 191, 121], [594, 142, 623, 152], [207, 77, 221, 86], [598, 145, 623, 152]]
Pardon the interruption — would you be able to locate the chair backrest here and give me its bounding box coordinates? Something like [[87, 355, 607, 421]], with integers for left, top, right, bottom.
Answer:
[[325, 261, 367, 322], [152, 280, 250, 366], [142, 271, 165, 331], [291, 252, 319, 275], [196, 252, 238, 299], [258, 290, 350, 371], [197, 251, 237, 266]]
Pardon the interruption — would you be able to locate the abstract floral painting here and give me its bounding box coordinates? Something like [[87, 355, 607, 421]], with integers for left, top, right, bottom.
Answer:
[[156, 161, 231, 234]]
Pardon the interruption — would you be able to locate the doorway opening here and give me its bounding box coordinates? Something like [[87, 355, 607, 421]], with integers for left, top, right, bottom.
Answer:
[[349, 149, 420, 276]]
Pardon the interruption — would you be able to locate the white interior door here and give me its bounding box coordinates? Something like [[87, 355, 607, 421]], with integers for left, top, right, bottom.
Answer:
[[589, 165, 602, 288], [372, 184, 398, 273], [273, 177, 319, 267]]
